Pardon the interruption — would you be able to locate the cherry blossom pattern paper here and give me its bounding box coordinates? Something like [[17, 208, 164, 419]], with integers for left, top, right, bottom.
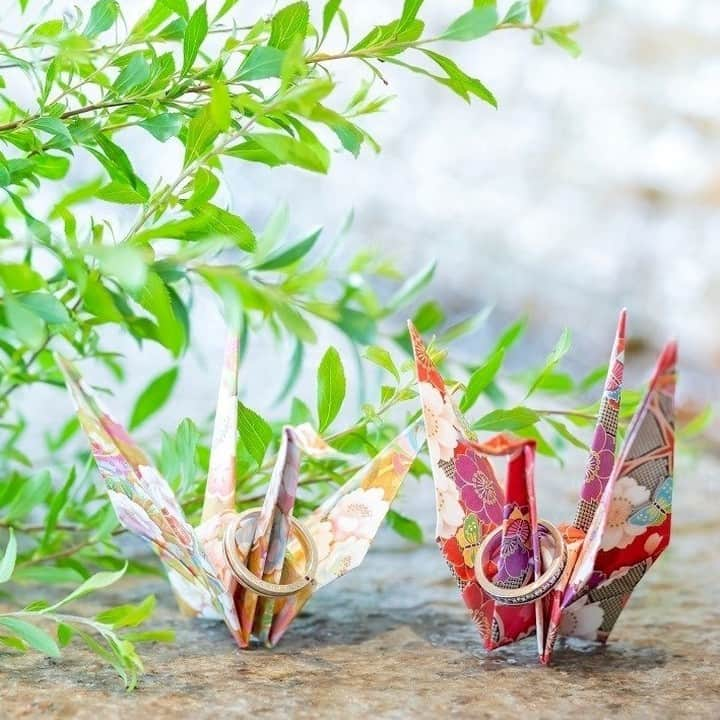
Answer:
[[57, 333, 422, 648], [410, 309, 676, 662]]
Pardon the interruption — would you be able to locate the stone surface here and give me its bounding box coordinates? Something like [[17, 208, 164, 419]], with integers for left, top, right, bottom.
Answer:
[[1, 453, 718, 719]]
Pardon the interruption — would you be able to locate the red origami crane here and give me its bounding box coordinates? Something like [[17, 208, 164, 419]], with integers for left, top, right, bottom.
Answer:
[[409, 309, 676, 662]]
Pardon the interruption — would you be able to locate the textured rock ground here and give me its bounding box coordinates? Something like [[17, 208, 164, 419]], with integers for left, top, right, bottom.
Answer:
[[1, 453, 718, 719], [2, 1, 718, 716]]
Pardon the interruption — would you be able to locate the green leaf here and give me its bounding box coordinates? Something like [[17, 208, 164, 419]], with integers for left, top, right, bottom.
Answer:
[[46, 566, 128, 612], [437, 306, 492, 344], [32, 154, 71, 180], [473, 406, 540, 432], [411, 301, 445, 333], [15, 292, 70, 325], [12, 566, 83, 585], [441, 6, 498, 41], [82, 276, 124, 322], [209, 82, 231, 131], [184, 105, 215, 167], [30, 20, 63, 39], [114, 53, 151, 95], [159, 418, 196, 492], [578, 364, 608, 392], [28, 117, 73, 149], [182, 2, 208, 75], [0, 618, 60, 658], [236, 46, 286, 81], [492, 317, 527, 354], [122, 629, 175, 643], [322, 0, 341, 39], [0, 263, 45, 292], [237, 402, 272, 466], [364, 346, 399, 382], [183, 167, 219, 210], [350, 18, 423, 53], [275, 302, 316, 343], [256, 204, 289, 256], [4, 294, 45, 348], [386, 509, 423, 543], [129, 367, 179, 429], [524, 370, 573, 394], [0, 634, 27, 651], [459, 347, 504, 412], [530, 0, 548, 23], [399, 0, 424, 31], [678, 405, 713, 439], [184, 105, 220, 166], [503, 1, 527, 24], [335, 307, 376, 344], [94, 134, 138, 185], [163, 0, 189, 18], [41, 466, 76, 550], [526, 328, 572, 398], [421, 50, 497, 107], [84, 0, 120, 37], [96, 182, 147, 204], [131, 1, 173, 36], [268, 1, 309, 50], [254, 228, 320, 270], [317, 109, 364, 156], [92, 245, 149, 293], [138, 113, 183, 142], [547, 28, 581, 58], [386, 260, 435, 312], [57, 624, 74, 647], [227, 132, 330, 174], [189, 204, 256, 251], [0, 529, 17, 584], [544, 417, 588, 450], [280, 34, 309, 90], [317, 346, 346, 432]]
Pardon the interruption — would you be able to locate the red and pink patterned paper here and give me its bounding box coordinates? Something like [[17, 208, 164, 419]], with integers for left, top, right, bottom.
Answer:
[[410, 309, 676, 661]]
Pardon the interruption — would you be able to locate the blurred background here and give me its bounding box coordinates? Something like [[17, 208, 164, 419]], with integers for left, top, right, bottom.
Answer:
[[14, 0, 720, 449]]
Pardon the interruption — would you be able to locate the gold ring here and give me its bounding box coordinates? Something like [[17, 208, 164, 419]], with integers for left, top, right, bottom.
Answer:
[[222, 508, 318, 599], [474, 519, 567, 605]]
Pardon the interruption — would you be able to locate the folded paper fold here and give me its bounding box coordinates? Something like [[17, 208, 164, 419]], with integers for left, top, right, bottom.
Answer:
[[410, 309, 676, 662], [57, 307, 675, 657], [56, 336, 422, 648]]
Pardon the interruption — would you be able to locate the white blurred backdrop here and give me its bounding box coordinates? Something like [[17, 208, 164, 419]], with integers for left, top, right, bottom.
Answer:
[[9, 0, 719, 440]]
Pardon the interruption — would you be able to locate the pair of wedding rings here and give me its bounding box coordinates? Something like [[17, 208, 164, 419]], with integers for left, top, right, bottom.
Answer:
[[223, 507, 567, 605], [474, 519, 567, 605], [222, 508, 318, 599]]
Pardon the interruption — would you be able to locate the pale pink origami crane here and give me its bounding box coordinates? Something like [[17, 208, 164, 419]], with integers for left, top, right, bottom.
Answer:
[[410, 309, 676, 662], [57, 335, 422, 647]]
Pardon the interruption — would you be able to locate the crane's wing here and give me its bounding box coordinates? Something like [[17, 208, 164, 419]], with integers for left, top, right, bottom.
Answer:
[[542, 309, 626, 663], [409, 322, 543, 651], [56, 354, 242, 646], [267, 421, 423, 646], [561, 341, 676, 643]]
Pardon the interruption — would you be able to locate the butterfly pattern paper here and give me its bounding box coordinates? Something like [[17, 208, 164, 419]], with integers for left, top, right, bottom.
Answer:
[[57, 333, 422, 648], [410, 309, 677, 661]]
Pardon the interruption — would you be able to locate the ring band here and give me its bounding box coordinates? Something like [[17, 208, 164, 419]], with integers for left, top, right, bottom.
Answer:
[[474, 519, 567, 605], [222, 508, 318, 598]]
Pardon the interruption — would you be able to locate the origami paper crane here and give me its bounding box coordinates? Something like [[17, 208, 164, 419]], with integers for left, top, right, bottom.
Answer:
[[409, 309, 676, 662], [57, 334, 422, 647]]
